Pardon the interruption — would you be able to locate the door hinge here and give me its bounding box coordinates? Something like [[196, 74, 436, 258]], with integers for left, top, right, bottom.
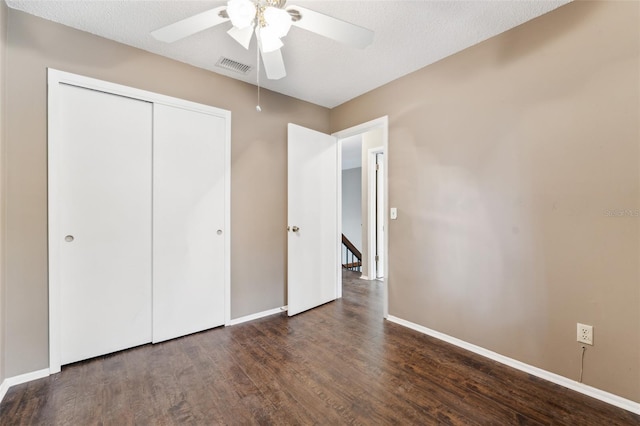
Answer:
[[376, 164, 380, 171], [375, 255, 379, 261]]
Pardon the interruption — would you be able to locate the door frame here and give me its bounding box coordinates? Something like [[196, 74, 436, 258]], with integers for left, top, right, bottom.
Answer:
[[333, 116, 388, 318], [47, 69, 232, 373], [368, 147, 385, 280]]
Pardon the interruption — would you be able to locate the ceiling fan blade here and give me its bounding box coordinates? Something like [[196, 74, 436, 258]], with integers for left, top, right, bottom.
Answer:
[[151, 6, 229, 43], [261, 49, 286, 80], [286, 5, 374, 49], [228, 25, 254, 50]]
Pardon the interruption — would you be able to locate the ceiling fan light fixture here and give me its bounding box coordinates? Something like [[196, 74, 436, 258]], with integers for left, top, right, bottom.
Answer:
[[263, 6, 292, 38], [227, 0, 257, 29]]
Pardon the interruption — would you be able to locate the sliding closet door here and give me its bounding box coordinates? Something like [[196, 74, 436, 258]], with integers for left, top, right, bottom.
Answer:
[[152, 104, 226, 343], [57, 84, 153, 365]]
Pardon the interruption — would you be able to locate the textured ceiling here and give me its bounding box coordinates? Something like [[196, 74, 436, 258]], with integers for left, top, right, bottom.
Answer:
[[5, 0, 571, 108]]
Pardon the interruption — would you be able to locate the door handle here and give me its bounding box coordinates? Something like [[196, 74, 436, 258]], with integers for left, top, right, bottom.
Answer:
[[292, 226, 300, 232], [65, 235, 74, 242]]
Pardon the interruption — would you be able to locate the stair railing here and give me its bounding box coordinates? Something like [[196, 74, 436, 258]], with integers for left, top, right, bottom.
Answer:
[[342, 234, 362, 272]]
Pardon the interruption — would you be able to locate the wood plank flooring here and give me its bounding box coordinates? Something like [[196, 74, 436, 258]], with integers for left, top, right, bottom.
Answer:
[[1, 270, 638, 425]]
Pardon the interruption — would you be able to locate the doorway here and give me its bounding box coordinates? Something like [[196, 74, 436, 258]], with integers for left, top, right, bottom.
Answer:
[[333, 116, 388, 318]]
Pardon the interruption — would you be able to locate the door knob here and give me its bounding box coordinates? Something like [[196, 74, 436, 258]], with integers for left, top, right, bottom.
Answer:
[[64, 235, 74, 242], [292, 226, 300, 232]]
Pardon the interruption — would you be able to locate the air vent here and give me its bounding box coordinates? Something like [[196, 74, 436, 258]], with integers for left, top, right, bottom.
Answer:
[[215, 57, 252, 75]]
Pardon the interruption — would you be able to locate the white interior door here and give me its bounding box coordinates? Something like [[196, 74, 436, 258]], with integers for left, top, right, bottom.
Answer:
[[287, 124, 338, 316], [57, 84, 153, 365], [152, 104, 226, 342]]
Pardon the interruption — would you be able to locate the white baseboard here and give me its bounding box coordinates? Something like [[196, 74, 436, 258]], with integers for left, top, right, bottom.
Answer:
[[359, 275, 370, 280], [227, 306, 287, 326], [0, 368, 50, 404], [0, 378, 9, 403], [386, 315, 640, 415]]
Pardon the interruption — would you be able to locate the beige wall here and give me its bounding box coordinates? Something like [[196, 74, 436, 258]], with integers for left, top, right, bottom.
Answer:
[[331, 1, 639, 402], [3, 9, 330, 377], [0, 0, 7, 385]]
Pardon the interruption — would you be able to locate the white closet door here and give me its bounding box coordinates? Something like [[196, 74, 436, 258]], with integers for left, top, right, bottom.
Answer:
[[58, 84, 153, 365], [153, 104, 226, 343]]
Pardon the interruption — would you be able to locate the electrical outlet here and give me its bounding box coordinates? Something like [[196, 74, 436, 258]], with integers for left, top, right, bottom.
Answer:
[[577, 323, 593, 345]]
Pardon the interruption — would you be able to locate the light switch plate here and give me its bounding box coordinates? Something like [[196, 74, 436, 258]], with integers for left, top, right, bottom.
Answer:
[[390, 207, 398, 220]]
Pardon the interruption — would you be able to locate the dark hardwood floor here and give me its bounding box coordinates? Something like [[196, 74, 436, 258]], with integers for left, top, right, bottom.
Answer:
[[1, 270, 638, 425]]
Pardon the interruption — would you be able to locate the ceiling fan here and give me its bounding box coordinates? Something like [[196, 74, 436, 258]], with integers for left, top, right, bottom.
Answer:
[[151, 0, 374, 80]]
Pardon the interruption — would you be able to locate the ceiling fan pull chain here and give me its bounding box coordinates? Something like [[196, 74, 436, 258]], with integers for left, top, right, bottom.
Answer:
[[256, 43, 262, 112]]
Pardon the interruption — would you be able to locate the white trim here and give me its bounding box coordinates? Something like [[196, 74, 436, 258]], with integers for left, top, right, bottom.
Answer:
[[47, 69, 228, 116], [333, 117, 388, 140], [224, 94, 232, 327], [367, 148, 376, 279], [47, 68, 232, 373], [336, 136, 343, 299], [227, 306, 288, 326], [367, 146, 384, 281], [48, 70, 63, 374], [0, 379, 9, 403], [0, 368, 51, 403], [333, 116, 389, 318], [387, 315, 640, 415], [359, 275, 371, 280]]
